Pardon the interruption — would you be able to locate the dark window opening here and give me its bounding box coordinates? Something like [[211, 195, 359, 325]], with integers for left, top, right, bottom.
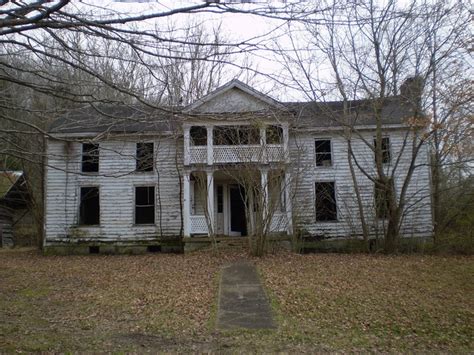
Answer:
[[315, 182, 337, 221], [213, 126, 260, 145], [217, 185, 223, 213], [374, 137, 391, 164], [82, 143, 99, 172], [266, 125, 283, 144], [315, 140, 332, 167], [135, 186, 155, 224], [374, 178, 394, 219], [136, 142, 154, 172], [190, 126, 207, 146], [79, 187, 100, 225], [89, 246, 100, 254]]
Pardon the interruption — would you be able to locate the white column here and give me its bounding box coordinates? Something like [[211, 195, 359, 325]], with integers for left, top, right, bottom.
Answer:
[[206, 125, 214, 166], [207, 170, 214, 236], [184, 125, 190, 166], [183, 171, 191, 237], [282, 122, 289, 162], [260, 126, 267, 163], [261, 168, 268, 230], [285, 171, 293, 235]]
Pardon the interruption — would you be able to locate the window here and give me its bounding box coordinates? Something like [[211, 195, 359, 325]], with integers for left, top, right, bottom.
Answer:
[[315, 182, 337, 221], [82, 143, 99, 172], [315, 140, 332, 167], [217, 185, 223, 213], [79, 187, 100, 225], [190, 126, 207, 146], [374, 178, 394, 219], [213, 126, 260, 145], [135, 186, 155, 224], [374, 136, 391, 164], [136, 143, 154, 172], [266, 125, 283, 144]]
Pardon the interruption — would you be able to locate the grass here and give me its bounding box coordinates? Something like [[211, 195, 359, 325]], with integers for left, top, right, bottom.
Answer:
[[0, 248, 472, 352]]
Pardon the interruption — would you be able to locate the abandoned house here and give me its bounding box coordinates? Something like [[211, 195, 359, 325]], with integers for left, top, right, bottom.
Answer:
[[43, 79, 433, 253]]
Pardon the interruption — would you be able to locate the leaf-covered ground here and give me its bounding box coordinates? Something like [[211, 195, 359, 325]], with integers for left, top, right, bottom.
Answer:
[[0, 248, 472, 352]]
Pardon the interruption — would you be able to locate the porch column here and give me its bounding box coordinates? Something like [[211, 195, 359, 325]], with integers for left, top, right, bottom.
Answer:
[[183, 171, 191, 237], [285, 171, 293, 235], [206, 125, 214, 166], [261, 168, 269, 227], [207, 170, 215, 235], [260, 126, 267, 163], [184, 125, 190, 166], [282, 122, 289, 162]]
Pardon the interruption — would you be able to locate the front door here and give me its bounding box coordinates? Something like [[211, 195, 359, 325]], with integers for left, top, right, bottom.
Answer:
[[229, 185, 247, 236]]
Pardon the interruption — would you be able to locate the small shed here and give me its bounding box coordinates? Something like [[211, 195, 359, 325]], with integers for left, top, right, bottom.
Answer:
[[0, 171, 30, 247]]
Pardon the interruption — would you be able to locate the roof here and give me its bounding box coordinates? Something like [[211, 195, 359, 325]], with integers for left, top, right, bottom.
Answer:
[[48, 83, 419, 135], [286, 96, 417, 128], [0, 171, 29, 208], [49, 104, 181, 135]]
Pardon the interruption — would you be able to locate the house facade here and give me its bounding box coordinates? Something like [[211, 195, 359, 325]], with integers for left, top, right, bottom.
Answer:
[[43, 80, 433, 253]]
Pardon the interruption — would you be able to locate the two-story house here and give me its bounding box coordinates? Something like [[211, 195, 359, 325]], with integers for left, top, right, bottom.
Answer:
[[43, 80, 433, 253]]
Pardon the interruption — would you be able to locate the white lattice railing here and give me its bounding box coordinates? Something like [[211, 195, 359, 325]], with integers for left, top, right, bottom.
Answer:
[[270, 212, 288, 232], [266, 145, 285, 162], [189, 146, 207, 164], [190, 215, 208, 234]]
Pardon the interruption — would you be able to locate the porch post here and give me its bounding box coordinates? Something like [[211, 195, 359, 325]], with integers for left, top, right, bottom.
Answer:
[[285, 171, 293, 235], [260, 126, 267, 163], [207, 170, 214, 236], [183, 171, 191, 237], [261, 168, 268, 228], [184, 125, 190, 166], [282, 122, 289, 162], [206, 125, 213, 166]]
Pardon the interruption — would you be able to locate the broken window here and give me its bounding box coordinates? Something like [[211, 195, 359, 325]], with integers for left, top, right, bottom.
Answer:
[[136, 142, 154, 172], [79, 187, 100, 225], [213, 126, 260, 145], [315, 182, 337, 221], [374, 178, 394, 219], [374, 136, 391, 164], [81, 143, 99, 172], [266, 125, 283, 144], [315, 140, 332, 167], [190, 126, 207, 146], [135, 186, 155, 224]]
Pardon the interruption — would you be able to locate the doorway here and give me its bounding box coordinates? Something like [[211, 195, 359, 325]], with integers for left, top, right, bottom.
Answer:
[[229, 185, 247, 236]]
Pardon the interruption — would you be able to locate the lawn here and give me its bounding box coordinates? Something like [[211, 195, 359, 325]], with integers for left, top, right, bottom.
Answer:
[[0, 248, 472, 352]]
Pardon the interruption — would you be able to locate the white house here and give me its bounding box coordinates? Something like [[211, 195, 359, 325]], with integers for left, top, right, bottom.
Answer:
[[43, 79, 433, 253]]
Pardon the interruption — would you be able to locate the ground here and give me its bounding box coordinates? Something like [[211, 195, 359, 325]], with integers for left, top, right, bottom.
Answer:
[[0, 248, 472, 352]]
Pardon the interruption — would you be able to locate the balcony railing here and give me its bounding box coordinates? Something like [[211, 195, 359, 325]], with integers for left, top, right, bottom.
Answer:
[[188, 144, 285, 165]]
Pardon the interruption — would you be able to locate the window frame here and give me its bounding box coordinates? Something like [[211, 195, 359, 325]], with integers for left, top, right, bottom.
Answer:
[[78, 186, 100, 226], [314, 181, 338, 222], [135, 142, 155, 173], [374, 136, 391, 165], [134, 185, 156, 225], [81, 143, 99, 173], [315, 139, 333, 168], [374, 178, 395, 220]]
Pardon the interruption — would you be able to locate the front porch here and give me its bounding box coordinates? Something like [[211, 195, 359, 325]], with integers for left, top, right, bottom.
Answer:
[[183, 169, 293, 238]]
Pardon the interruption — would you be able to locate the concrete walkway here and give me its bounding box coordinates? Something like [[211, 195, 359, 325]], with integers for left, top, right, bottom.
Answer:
[[216, 261, 276, 330]]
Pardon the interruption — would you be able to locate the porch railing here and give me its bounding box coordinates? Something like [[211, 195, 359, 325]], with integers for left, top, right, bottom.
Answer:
[[188, 144, 285, 165]]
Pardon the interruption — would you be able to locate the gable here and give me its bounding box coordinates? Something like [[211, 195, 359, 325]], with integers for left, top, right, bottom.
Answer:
[[193, 87, 270, 113]]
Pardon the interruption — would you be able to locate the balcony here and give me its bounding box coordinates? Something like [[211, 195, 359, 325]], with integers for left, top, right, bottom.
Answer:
[[184, 124, 289, 166]]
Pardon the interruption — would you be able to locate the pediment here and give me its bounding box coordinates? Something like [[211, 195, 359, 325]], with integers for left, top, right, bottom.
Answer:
[[183, 79, 285, 114]]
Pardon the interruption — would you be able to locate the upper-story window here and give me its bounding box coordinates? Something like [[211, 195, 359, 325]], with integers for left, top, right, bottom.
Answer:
[[214, 126, 260, 145], [82, 143, 99, 173], [374, 136, 391, 164], [136, 143, 154, 172], [315, 139, 332, 167], [266, 125, 283, 144], [190, 126, 207, 146]]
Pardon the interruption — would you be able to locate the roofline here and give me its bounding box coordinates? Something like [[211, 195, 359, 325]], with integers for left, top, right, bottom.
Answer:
[[183, 79, 287, 113]]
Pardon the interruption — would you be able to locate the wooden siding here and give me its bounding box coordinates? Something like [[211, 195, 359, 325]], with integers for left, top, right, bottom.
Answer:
[[289, 129, 433, 238], [44, 137, 183, 245]]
